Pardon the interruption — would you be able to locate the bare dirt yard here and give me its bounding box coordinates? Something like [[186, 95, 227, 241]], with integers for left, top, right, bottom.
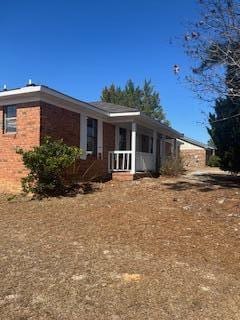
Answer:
[[0, 168, 240, 320]]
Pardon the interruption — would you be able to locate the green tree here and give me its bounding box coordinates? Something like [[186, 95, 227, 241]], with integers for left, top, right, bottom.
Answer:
[[207, 138, 215, 148], [183, 0, 240, 173], [208, 98, 240, 173], [101, 79, 169, 125]]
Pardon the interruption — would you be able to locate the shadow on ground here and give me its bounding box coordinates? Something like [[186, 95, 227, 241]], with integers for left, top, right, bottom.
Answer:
[[163, 173, 240, 192], [65, 182, 101, 197]]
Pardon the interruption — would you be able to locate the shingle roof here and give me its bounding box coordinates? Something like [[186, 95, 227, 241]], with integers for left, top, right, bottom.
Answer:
[[0, 85, 183, 137], [179, 136, 215, 150], [90, 101, 138, 113]]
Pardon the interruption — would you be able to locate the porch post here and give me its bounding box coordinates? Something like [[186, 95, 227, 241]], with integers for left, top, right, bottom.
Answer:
[[173, 139, 177, 158], [153, 130, 157, 171], [160, 135, 165, 165], [115, 125, 119, 149], [175, 139, 179, 159], [131, 122, 137, 174], [80, 113, 87, 160], [97, 119, 103, 159], [171, 139, 174, 156]]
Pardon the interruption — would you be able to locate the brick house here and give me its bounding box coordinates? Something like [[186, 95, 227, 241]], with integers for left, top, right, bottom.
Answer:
[[177, 136, 215, 169], [0, 84, 182, 192]]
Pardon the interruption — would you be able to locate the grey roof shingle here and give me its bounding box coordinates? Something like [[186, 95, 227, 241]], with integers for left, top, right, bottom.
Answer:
[[90, 101, 138, 113], [179, 136, 215, 150]]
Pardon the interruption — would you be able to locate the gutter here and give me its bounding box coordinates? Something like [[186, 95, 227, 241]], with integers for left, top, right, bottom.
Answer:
[[0, 85, 183, 138]]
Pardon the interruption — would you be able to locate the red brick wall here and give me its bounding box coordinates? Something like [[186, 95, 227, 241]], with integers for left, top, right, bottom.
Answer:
[[181, 149, 206, 169], [67, 122, 115, 181], [0, 101, 116, 192], [0, 103, 41, 192], [40, 103, 116, 180], [40, 102, 80, 146]]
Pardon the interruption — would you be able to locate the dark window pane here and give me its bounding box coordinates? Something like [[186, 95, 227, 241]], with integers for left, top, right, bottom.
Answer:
[[150, 137, 153, 153], [141, 134, 149, 153], [4, 106, 17, 133], [87, 137, 93, 152], [119, 128, 127, 150], [6, 106, 17, 118], [6, 118, 16, 133], [87, 126, 93, 137], [87, 117, 98, 155]]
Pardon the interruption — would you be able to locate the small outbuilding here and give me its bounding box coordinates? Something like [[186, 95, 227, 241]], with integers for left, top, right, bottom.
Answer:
[[177, 136, 215, 169]]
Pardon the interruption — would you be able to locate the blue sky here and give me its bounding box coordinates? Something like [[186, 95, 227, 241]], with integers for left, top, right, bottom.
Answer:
[[0, 0, 211, 142]]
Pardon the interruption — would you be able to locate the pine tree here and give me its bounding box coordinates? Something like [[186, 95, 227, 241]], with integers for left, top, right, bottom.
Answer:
[[208, 98, 240, 173], [101, 79, 169, 125]]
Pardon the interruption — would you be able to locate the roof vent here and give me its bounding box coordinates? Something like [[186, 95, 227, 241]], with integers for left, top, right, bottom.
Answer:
[[26, 79, 36, 87], [3, 84, 7, 91]]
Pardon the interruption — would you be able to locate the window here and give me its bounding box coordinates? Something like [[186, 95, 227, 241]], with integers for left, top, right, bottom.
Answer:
[[119, 128, 127, 150], [87, 117, 98, 155], [4, 106, 17, 133], [150, 137, 153, 153], [141, 134, 150, 153]]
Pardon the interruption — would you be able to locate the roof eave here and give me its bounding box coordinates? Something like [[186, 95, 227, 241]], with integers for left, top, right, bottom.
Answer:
[[0, 86, 183, 138], [108, 111, 141, 117], [0, 86, 109, 118], [179, 136, 215, 150], [109, 111, 182, 138], [137, 112, 182, 138]]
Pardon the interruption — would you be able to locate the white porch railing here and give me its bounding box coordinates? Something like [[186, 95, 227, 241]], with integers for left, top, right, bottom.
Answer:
[[108, 151, 155, 172], [136, 152, 155, 172], [108, 151, 132, 172]]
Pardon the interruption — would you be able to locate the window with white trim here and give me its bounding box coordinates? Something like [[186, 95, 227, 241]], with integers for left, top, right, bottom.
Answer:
[[87, 117, 98, 155], [4, 105, 17, 133]]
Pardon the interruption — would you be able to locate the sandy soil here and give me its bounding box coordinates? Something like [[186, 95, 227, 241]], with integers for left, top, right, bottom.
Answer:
[[0, 169, 240, 319]]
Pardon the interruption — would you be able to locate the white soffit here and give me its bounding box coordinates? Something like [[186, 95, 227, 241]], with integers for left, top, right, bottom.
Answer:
[[0, 86, 108, 119], [0, 85, 182, 138]]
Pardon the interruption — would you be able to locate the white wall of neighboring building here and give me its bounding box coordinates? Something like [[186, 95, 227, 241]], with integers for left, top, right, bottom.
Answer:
[[178, 139, 204, 151]]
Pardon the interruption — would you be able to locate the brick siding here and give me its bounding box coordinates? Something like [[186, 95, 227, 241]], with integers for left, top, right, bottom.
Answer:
[[0, 104, 41, 192], [0, 101, 115, 192], [67, 122, 115, 181], [112, 172, 134, 181], [40, 102, 80, 146], [181, 149, 206, 169], [40, 102, 116, 180]]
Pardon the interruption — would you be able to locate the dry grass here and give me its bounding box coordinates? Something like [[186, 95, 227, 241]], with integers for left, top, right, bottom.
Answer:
[[0, 170, 240, 319]]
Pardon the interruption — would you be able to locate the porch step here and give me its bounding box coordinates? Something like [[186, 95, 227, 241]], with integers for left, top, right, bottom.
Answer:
[[112, 171, 153, 181], [112, 172, 134, 181]]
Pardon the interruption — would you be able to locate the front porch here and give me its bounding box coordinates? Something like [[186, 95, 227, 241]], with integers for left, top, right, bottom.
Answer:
[[108, 121, 178, 179], [108, 150, 156, 173]]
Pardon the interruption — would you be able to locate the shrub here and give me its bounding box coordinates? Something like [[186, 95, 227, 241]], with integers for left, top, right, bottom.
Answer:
[[17, 137, 82, 197], [207, 154, 221, 167], [160, 156, 185, 177]]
